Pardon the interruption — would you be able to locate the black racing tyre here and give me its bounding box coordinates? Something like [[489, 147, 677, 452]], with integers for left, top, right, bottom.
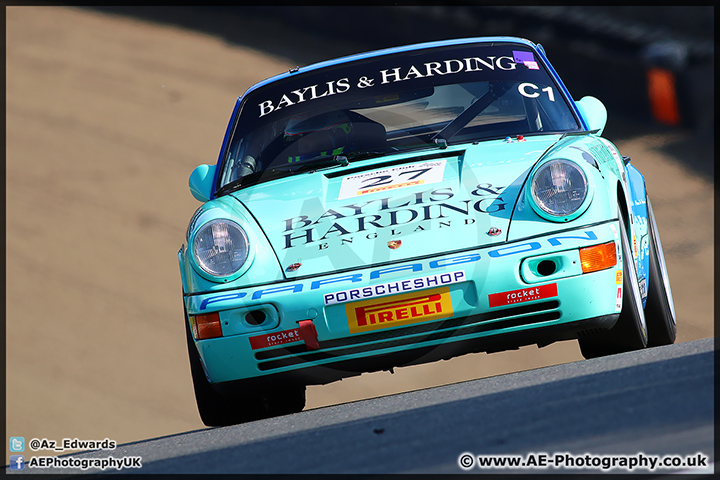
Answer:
[[644, 197, 677, 346], [579, 212, 648, 359], [184, 306, 306, 427], [185, 312, 248, 427]]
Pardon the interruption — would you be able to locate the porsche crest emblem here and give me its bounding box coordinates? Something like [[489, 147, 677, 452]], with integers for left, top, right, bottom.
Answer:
[[285, 262, 302, 272], [387, 240, 402, 249]]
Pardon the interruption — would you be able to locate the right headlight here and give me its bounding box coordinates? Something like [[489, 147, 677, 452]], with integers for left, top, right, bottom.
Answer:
[[529, 159, 590, 221], [192, 219, 249, 278]]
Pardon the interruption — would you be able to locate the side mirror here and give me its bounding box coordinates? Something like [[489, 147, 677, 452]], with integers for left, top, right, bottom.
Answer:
[[575, 96, 607, 135], [189, 164, 217, 202]]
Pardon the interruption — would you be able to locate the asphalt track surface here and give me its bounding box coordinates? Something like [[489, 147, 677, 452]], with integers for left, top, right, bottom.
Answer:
[[16, 338, 712, 475]]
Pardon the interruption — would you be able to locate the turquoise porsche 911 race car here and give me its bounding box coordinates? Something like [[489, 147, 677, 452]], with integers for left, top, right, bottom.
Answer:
[[179, 37, 677, 426]]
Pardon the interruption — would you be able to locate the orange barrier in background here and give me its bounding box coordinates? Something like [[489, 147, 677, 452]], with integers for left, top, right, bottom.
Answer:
[[647, 67, 681, 126]]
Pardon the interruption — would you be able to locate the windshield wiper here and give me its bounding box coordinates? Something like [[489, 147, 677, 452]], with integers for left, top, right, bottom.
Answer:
[[269, 149, 400, 175], [215, 171, 281, 197], [268, 154, 350, 175], [216, 155, 351, 195], [431, 82, 512, 145]]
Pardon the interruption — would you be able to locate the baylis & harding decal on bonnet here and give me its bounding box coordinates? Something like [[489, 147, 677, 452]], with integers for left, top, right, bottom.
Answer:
[[282, 184, 507, 250]]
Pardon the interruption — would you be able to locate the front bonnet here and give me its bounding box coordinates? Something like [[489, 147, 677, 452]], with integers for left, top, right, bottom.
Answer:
[[227, 135, 563, 278]]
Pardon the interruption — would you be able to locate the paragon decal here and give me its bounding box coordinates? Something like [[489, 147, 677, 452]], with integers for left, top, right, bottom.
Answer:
[[345, 287, 454, 334], [488, 283, 558, 308], [324, 270, 465, 306], [196, 229, 600, 310], [249, 327, 303, 349], [283, 184, 508, 250]]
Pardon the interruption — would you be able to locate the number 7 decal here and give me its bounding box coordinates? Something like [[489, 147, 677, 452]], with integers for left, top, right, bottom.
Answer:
[[338, 161, 447, 200], [361, 168, 434, 188]]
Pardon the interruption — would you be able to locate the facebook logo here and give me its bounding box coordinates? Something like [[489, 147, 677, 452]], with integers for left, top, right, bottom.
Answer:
[[9, 437, 25, 452], [9, 455, 25, 470]]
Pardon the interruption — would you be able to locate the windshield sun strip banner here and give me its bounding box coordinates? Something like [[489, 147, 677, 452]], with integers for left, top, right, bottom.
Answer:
[[238, 43, 563, 129]]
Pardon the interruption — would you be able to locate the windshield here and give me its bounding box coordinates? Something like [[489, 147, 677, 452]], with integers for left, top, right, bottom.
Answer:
[[217, 42, 581, 193]]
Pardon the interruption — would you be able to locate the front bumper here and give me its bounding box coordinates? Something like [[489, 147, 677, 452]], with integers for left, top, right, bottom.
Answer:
[[184, 221, 623, 385]]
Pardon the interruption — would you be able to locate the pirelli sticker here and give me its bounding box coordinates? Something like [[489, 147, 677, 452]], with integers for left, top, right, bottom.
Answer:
[[345, 287, 453, 334]]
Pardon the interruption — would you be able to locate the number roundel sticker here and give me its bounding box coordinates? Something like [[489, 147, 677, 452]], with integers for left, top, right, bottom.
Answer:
[[338, 160, 446, 200]]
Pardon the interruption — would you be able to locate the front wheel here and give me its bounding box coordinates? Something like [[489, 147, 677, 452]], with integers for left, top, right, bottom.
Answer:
[[579, 212, 648, 359], [184, 307, 305, 427], [644, 197, 677, 346]]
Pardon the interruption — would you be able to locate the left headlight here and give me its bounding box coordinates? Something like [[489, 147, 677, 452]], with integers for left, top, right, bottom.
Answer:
[[530, 159, 589, 220], [192, 219, 249, 277]]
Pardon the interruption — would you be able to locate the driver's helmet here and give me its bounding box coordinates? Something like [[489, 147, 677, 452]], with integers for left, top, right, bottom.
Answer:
[[283, 111, 352, 163]]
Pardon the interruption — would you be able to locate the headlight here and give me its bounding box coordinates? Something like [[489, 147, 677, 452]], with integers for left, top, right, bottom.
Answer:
[[530, 159, 588, 218], [192, 219, 249, 277]]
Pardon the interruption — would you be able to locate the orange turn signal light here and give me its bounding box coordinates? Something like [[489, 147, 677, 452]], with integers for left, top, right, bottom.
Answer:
[[190, 312, 223, 340], [579, 241, 617, 274]]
